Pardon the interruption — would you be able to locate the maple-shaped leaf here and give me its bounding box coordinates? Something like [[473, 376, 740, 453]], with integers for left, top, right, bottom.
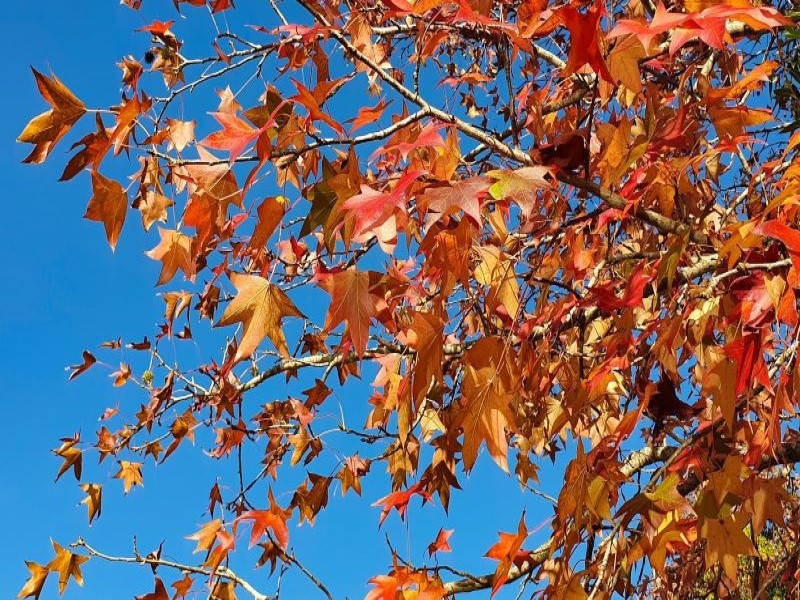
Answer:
[[757, 220, 800, 273], [338, 454, 370, 496], [201, 112, 263, 163], [18, 69, 86, 164], [137, 20, 174, 35], [609, 2, 690, 52], [166, 119, 195, 152], [79, 483, 102, 524], [455, 337, 519, 472], [427, 528, 453, 556], [83, 172, 128, 251], [171, 574, 193, 600], [248, 196, 286, 252], [290, 79, 344, 136], [372, 481, 432, 526], [606, 34, 645, 93], [616, 473, 688, 528], [487, 166, 553, 215], [215, 273, 304, 361], [53, 434, 82, 481], [421, 177, 489, 227], [342, 169, 423, 237], [17, 562, 48, 600], [205, 529, 235, 573], [701, 513, 757, 581], [145, 228, 195, 285], [486, 514, 528, 597], [67, 350, 96, 381], [346, 98, 391, 134], [133, 190, 173, 232], [318, 268, 376, 357], [375, 121, 446, 162], [188, 519, 222, 554], [46, 541, 88, 595], [234, 488, 290, 549], [609, 2, 791, 55], [407, 311, 444, 405], [559, 4, 614, 83], [114, 460, 143, 493], [134, 578, 168, 600], [743, 475, 791, 534]]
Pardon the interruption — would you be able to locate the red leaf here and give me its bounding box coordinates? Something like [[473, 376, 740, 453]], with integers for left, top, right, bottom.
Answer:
[[137, 20, 174, 35], [372, 481, 432, 526], [724, 332, 770, 396], [757, 220, 800, 273], [342, 169, 424, 236], [559, 4, 614, 83], [427, 528, 453, 556]]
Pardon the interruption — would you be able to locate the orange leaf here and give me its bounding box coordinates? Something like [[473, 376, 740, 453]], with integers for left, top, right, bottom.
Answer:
[[134, 578, 168, 600], [188, 519, 222, 554], [114, 460, 143, 493], [145, 228, 195, 286], [17, 562, 48, 600], [215, 272, 304, 361], [485, 514, 528, 597], [53, 434, 82, 481], [45, 540, 89, 595], [18, 69, 86, 163], [79, 483, 102, 524], [67, 350, 96, 381], [171, 574, 194, 599], [318, 268, 376, 357], [83, 172, 128, 251], [234, 489, 291, 550]]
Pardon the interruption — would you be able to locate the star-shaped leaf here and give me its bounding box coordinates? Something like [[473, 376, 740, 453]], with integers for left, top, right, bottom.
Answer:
[[145, 228, 194, 285], [17, 562, 48, 600], [317, 268, 376, 357], [45, 541, 88, 596], [215, 273, 304, 361], [79, 483, 102, 524], [18, 69, 86, 164], [114, 460, 143, 493], [83, 172, 128, 251]]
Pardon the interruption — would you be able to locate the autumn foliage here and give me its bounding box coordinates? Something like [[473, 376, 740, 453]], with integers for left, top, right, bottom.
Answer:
[[16, 0, 800, 597]]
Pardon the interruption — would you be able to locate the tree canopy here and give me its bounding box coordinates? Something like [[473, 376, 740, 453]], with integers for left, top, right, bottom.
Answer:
[[15, 0, 800, 597]]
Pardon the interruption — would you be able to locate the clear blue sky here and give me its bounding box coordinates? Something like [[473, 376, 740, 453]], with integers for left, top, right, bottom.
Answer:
[[0, 2, 563, 599]]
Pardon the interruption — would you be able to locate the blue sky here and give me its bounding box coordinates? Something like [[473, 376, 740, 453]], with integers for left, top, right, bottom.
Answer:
[[0, 3, 558, 599]]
